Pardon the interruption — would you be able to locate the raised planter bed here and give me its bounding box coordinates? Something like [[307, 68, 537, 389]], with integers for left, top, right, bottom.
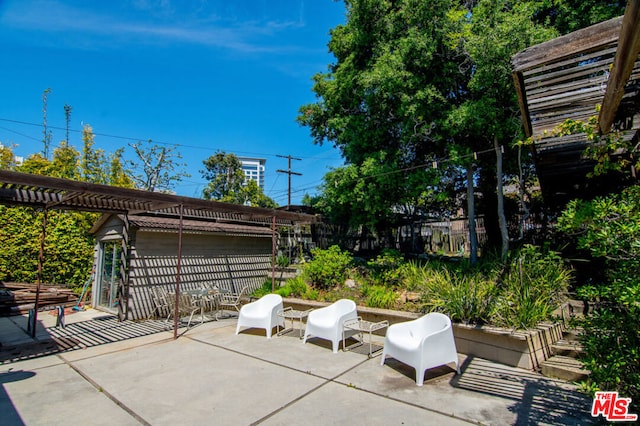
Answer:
[[283, 297, 564, 371]]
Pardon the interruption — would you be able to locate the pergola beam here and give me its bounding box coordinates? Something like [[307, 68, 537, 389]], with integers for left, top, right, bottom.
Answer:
[[599, 0, 640, 134], [0, 170, 317, 224], [0, 170, 317, 337]]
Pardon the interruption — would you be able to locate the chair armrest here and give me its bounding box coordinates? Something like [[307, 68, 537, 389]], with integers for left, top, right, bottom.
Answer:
[[419, 326, 453, 348], [337, 310, 358, 326]]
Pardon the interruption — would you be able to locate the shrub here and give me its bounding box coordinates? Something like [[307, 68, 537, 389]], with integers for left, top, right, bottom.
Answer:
[[414, 261, 497, 324], [275, 254, 290, 268], [365, 249, 405, 287], [0, 207, 95, 289], [491, 245, 571, 329], [252, 276, 314, 300], [303, 245, 353, 289], [251, 280, 274, 299], [404, 261, 496, 324], [557, 186, 640, 400], [278, 275, 309, 298], [361, 284, 397, 309]]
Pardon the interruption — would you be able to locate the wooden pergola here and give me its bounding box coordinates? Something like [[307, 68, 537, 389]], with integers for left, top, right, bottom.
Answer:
[[511, 1, 640, 205], [0, 170, 317, 338]]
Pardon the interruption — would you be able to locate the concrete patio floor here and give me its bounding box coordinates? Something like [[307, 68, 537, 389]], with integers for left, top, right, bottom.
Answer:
[[0, 309, 598, 425]]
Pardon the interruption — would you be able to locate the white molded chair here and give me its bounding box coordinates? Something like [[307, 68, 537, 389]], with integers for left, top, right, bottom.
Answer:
[[381, 312, 460, 386], [235, 293, 284, 339], [303, 299, 357, 353]]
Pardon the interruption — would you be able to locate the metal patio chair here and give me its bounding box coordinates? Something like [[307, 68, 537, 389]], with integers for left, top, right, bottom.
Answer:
[[165, 292, 201, 329], [218, 285, 249, 317], [148, 286, 170, 319]]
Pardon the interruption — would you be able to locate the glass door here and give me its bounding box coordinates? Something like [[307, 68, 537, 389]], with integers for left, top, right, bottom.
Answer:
[[97, 240, 123, 311]]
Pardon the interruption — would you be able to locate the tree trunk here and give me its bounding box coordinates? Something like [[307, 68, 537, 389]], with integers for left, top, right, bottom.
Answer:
[[495, 137, 509, 260], [466, 163, 478, 265], [517, 144, 530, 241]]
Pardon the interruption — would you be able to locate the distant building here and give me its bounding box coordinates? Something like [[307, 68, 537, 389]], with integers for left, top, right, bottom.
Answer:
[[238, 157, 266, 189]]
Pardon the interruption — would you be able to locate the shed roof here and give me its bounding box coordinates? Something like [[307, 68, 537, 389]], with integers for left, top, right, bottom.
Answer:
[[511, 3, 640, 204], [0, 170, 317, 225], [95, 214, 274, 237]]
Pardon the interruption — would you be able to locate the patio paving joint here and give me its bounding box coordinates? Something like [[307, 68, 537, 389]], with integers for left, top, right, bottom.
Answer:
[[0, 311, 598, 425], [58, 353, 152, 426]]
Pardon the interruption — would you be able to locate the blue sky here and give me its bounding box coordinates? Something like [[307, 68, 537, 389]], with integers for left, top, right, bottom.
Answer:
[[0, 0, 346, 205]]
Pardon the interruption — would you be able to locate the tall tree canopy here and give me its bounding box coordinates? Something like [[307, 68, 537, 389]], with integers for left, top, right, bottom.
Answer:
[[127, 140, 189, 192], [0, 126, 135, 288], [201, 151, 277, 207], [298, 0, 460, 239], [298, 0, 626, 250], [201, 151, 246, 201]]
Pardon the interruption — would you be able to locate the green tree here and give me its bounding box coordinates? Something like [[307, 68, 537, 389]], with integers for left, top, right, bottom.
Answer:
[[298, 0, 459, 240], [224, 179, 278, 208], [533, 0, 626, 34], [108, 147, 135, 188], [41, 88, 52, 160], [16, 153, 54, 176], [81, 124, 108, 184], [299, 0, 625, 253], [445, 0, 557, 258], [201, 151, 245, 200], [127, 140, 189, 192], [51, 141, 80, 180], [557, 185, 640, 400], [312, 153, 458, 249], [0, 143, 17, 170]]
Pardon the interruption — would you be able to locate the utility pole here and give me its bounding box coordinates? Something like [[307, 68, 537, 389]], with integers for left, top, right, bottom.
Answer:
[[276, 154, 301, 210], [42, 88, 52, 160], [64, 104, 72, 144]]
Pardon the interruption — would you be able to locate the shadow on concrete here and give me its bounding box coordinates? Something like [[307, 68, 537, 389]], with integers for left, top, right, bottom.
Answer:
[[1, 315, 167, 364], [0, 369, 36, 426], [451, 355, 597, 425]]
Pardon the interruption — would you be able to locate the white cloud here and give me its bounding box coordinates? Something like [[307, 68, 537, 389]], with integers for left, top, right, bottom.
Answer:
[[1, 0, 308, 54]]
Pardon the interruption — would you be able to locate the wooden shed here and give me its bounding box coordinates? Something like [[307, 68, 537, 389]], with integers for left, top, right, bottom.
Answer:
[[91, 213, 276, 320], [511, 3, 640, 205]]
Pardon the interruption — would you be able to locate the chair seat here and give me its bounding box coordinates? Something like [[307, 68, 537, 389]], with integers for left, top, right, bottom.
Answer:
[[240, 305, 268, 319], [307, 316, 335, 329], [386, 333, 421, 351]]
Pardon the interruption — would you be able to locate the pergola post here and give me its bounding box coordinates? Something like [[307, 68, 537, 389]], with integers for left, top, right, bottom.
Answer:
[[599, 0, 640, 134], [117, 213, 131, 321], [31, 207, 48, 337], [173, 203, 184, 339], [271, 216, 276, 292]]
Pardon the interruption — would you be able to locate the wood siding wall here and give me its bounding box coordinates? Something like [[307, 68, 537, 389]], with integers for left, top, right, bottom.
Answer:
[[127, 232, 272, 320]]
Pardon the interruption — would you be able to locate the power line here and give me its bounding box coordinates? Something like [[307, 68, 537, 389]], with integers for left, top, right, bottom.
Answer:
[[0, 117, 343, 163], [1, 117, 506, 203], [0, 125, 42, 142]]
